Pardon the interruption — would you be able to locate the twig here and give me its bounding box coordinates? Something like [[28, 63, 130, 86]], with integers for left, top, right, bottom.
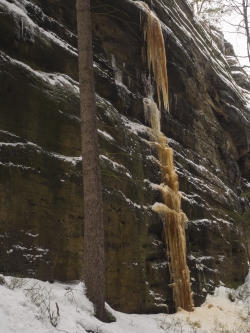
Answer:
[[56, 302, 60, 316]]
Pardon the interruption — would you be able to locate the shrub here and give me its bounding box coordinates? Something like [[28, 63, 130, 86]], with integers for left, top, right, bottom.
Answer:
[[24, 283, 60, 327]]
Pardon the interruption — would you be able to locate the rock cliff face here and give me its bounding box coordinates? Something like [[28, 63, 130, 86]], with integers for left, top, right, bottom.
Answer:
[[0, 0, 249, 313]]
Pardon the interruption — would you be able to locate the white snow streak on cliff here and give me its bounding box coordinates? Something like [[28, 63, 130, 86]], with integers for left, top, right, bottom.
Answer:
[[0, 0, 78, 56]]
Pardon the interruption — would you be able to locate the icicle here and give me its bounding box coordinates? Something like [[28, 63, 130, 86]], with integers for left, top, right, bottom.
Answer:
[[21, 19, 24, 39], [154, 138, 193, 311], [143, 98, 161, 135], [142, 79, 194, 313], [111, 54, 116, 69], [139, 0, 193, 312], [128, 76, 131, 88], [137, 1, 169, 111], [111, 54, 123, 84]]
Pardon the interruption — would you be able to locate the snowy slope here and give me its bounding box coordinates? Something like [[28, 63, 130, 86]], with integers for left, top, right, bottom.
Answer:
[[0, 272, 250, 333]]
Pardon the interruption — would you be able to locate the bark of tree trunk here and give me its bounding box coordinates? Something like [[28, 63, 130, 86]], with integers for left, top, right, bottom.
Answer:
[[76, 0, 106, 322]]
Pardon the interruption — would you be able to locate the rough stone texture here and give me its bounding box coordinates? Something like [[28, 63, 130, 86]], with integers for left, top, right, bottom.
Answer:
[[0, 0, 249, 313]]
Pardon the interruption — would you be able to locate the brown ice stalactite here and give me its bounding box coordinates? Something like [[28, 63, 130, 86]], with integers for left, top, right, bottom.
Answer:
[[143, 98, 194, 311], [139, 0, 193, 311], [137, 1, 169, 111]]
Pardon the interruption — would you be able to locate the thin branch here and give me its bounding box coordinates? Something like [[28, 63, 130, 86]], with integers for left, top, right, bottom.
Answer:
[[235, 55, 250, 57]]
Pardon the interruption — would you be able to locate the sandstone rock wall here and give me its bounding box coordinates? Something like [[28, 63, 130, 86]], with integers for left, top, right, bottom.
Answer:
[[0, 0, 249, 313]]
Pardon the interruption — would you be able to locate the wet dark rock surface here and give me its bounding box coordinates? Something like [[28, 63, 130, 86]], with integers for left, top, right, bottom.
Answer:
[[0, 0, 249, 313]]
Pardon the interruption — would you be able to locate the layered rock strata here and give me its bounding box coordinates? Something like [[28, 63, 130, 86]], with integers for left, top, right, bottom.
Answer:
[[0, 0, 249, 312]]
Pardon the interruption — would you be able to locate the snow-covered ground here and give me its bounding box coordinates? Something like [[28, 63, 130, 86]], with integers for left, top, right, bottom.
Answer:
[[0, 271, 250, 333]]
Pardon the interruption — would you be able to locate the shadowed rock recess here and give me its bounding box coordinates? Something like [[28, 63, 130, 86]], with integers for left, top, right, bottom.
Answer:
[[0, 0, 249, 313]]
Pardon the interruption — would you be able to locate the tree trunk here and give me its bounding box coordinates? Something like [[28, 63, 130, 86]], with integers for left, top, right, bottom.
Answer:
[[76, 0, 106, 322], [242, 0, 250, 62]]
